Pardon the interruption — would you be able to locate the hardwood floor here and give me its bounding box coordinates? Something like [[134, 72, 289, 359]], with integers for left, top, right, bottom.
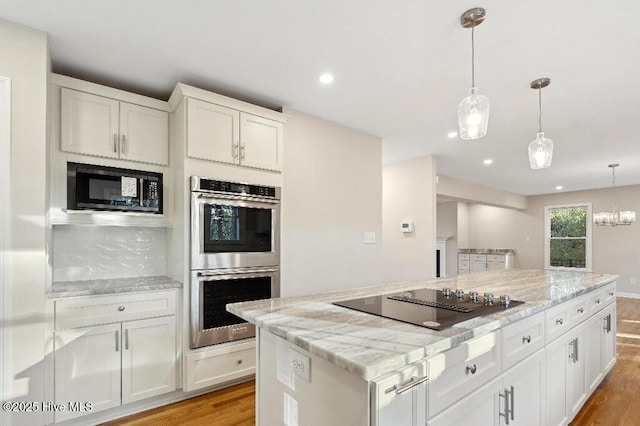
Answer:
[[103, 297, 640, 426]]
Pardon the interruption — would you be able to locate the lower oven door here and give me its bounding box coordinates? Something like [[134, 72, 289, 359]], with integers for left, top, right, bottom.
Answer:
[[190, 267, 280, 349]]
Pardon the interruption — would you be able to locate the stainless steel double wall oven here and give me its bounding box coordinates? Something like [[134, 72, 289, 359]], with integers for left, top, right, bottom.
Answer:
[[190, 176, 280, 348]]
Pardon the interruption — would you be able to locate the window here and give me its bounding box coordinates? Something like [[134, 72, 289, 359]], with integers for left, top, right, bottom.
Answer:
[[544, 203, 592, 271]]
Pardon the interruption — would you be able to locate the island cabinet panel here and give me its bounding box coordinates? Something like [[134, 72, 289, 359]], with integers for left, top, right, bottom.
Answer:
[[371, 361, 427, 426], [257, 330, 369, 426], [426, 331, 501, 418]]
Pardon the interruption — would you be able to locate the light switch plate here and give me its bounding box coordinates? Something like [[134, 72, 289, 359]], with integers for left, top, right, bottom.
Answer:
[[289, 348, 311, 382]]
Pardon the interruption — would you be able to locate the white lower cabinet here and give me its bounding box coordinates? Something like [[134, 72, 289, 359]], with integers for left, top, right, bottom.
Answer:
[[427, 376, 502, 426], [52, 291, 177, 422], [54, 323, 122, 422]]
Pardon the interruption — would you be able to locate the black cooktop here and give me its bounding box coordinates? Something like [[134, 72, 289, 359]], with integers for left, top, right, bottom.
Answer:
[[333, 288, 524, 331]]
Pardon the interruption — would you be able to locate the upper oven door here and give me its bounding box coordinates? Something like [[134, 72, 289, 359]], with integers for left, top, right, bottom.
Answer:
[[191, 191, 280, 270]]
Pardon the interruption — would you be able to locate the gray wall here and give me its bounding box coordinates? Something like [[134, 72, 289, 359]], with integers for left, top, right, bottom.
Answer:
[[467, 185, 640, 295], [0, 18, 49, 425], [281, 108, 384, 296]]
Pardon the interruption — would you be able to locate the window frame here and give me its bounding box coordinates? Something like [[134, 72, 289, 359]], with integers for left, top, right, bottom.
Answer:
[[544, 203, 593, 272]]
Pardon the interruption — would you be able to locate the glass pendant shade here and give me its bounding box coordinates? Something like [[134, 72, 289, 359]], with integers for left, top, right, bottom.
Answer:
[[458, 87, 490, 140], [528, 132, 553, 169]]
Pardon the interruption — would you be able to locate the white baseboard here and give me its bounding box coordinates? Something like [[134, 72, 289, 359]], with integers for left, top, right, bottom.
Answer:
[[617, 292, 640, 299]]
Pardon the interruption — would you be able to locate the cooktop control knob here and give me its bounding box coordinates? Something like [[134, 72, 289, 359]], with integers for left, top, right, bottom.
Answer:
[[484, 293, 494, 305], [500, 295, 511, 308], [455, 289, 465, 299], [469, 291, 479, 303], [442, 287, 452, 298]]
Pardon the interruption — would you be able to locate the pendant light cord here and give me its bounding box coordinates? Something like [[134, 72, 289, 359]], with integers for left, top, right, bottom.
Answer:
[[538, 88, 543, 133], [471, 24, 476, 87]]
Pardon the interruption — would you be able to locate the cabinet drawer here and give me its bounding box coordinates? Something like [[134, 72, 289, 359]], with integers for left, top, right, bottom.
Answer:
[[470, 254, 486, 262], [458, 254, 470, 261], [502, 311, 545, 370], [458, 261, 470, 269], [486, 254, 504, 263], [55, 290, 176, 330], [426, 331, 501, 418], [569, 295, 589, 324], [545, 301, 571, 344], [602, 282, 616, 305], [185, 340, 256, 392]]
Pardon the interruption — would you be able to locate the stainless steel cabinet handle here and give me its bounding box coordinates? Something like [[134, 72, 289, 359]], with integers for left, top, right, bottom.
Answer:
[[118, 306, 125, 311], [125, 329, 129, 350], [501, 386, 515, 424], [121, 134, 126, 154], [115, 330, 119, 352], [595, 299, 601, 305], [568, 339, 575, 362], [577, 307, 584, 314], [607, 313, 612, 333], [466, 364, 477, 375], [236, 359, 243, 365], [522, 335, 531, 344], [556, 318, 564, 325], [113, 134, 118, 152], [609, 291, 615, 297], [388, 375, 429, 395], [510, 386, 515, 422], [241, 144, 246, 160], [234, 142, 239, 159], [575, 337, 579, 362]]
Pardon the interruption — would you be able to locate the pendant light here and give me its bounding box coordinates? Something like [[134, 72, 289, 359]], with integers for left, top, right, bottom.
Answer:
[[528, 78, 553, 169], [593, 164, 636, 226], [457, 8, 489, 140]]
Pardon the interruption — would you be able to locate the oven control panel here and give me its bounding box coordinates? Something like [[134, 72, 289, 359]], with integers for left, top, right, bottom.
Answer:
[[194, 177, 278, 199]]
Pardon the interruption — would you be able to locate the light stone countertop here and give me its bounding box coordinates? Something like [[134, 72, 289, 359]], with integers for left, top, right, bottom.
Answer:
[[47, 275, 182, 298], [228, 269, 616, 381]]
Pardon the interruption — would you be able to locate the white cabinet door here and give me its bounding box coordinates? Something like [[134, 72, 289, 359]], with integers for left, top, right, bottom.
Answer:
[[470, 260, 487, 273], [601, 304, 617, 373], [427, 377, 502, 426], [239, 112, 283, 172], [121, 316, 176, 404], [119, 102, 168, 165], [545, 333, 569, 426], [487, 261, 505, 271], [187, 98, 239, 165], [61, 88, 119, 159], [372, 362, 427, 426], [566, 323, 587, 419], [501, 350, 545, 425], [585, 312, 604, 393], [54, 323, 121, 422]]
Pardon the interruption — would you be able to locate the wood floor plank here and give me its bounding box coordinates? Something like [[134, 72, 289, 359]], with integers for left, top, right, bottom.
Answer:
[[103, 297, 640, 426]]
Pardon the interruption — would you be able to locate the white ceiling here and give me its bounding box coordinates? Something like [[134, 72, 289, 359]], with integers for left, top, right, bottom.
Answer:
[[2, 0, 640, 196]]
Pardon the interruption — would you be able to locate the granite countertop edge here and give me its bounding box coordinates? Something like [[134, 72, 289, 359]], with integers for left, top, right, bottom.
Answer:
[[458, 248, 516, 254], [47, 275, 183, 299], [228, 270, 617, 381]]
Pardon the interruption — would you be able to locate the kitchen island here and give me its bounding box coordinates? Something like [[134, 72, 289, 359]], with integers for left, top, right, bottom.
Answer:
[[228, 270, 617, 426]]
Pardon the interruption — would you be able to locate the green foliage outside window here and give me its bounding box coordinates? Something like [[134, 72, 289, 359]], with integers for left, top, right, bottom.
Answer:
[[549, 207, 586, 268]]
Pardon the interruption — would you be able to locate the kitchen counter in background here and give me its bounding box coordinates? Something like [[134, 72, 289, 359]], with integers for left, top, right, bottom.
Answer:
[[47, 275, 182, 298], [457, 248, 516, 254], [228, 269, 616, 380]]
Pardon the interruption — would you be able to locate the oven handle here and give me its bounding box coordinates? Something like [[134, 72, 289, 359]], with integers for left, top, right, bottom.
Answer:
[[197, 267, 280, 277], [196, 192, 280, 204]]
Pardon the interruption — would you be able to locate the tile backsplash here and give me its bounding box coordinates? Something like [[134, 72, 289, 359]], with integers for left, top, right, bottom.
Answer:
[[53, 226, 167, 282]]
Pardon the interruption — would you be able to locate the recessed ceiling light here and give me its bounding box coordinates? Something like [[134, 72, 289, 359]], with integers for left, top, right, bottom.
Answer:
[[319, 73, 334, 84], [483, 159, 493, 165], [556, 186, 563, 191], [447, 131, 458, 138]]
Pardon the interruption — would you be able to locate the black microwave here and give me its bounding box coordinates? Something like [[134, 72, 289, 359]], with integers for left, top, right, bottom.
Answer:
[[67, 162, 163, 214]]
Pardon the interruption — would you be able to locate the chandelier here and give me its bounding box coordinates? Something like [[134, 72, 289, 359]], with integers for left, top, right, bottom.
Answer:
[[593, 164, 636, 226], [457, 7, 489, 140]]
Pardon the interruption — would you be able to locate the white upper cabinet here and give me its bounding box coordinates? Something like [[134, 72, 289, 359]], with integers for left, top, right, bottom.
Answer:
[[186, 98, 239, 165], [61, 87, 168, 166], [185, 96, 284, 172]]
